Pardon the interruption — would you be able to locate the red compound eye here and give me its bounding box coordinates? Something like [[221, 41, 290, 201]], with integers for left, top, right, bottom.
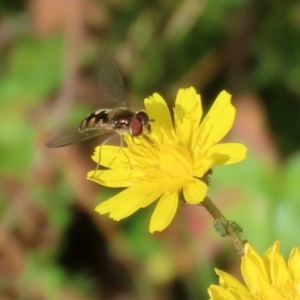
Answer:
[[130, 118, 143, 136], [135, 111, 149, 124]]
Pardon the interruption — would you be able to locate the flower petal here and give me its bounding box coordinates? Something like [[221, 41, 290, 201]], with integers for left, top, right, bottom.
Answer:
[[206, 143, 247, 165], [198, 91, 235, 152], [144, 93, 175, 144], [264, 241, 289, 285], [125, 135, 160, 167], [149, 191, 178, 233], [208, 285, 235, 300], [241, 243, 270, 293], [288, 247, 300, 281], [215, 269, 250, 298], [174, 87, 202, 149], [193, 156, 214, 178], [159, 144, 192, 176], [144, 93, 173, 131], [87, 169, 146, 188], [183, 178, 207, 204], [96, 182, 163, 220], [91, 145, 131, 168]]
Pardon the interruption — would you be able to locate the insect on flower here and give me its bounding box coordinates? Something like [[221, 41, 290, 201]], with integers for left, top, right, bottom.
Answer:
[[46, 58, 154, 150]]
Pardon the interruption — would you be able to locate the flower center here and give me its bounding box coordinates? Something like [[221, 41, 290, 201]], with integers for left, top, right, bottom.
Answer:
[[159, 145, 193, 181]]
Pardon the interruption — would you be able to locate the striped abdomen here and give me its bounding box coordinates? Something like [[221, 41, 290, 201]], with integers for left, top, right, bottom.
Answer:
[[80, 109, 115, 130]]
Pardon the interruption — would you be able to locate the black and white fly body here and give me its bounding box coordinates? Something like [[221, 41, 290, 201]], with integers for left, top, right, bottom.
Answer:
[[46, 58, 153, 148]]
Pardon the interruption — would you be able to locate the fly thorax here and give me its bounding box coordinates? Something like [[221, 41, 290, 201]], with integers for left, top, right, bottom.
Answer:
[[112, 109, 136, 133]]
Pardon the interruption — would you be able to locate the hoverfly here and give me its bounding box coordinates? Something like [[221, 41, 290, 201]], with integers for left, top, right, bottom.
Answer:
[[46, 58, 153, 149]]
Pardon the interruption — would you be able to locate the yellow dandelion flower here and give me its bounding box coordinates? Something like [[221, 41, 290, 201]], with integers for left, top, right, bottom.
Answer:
[[88, 87, 247, 233], [208, 241, 300, 300]]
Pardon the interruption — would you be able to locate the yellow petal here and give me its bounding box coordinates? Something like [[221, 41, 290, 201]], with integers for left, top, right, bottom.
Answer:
[[215, 269, 250, 298], [174, 87, 202, 149], [198, 91, 235, 153], [144, 93, 173, 131], [208, 285, 235, 300], [264, 241, 289, 285], [205, 143, 247, 165], [149, 191, 178, 233], [87, 169, 146, 188], [183, 178, 207, 204], [96, 182, 163, 220], [193, 157, 214, 178], [91, 145, 131, 169], [262, 288, 287, 300], [125, 135, 160, 166], [144, 93, 175, 144], [241, 243, 270, 293], [159, 144, 192, 177], [288, 247, 300, 281]]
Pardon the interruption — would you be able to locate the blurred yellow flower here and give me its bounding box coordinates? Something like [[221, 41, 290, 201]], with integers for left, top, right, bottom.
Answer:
[[208, 241, 300, 300], [88, 87, 247, 232]]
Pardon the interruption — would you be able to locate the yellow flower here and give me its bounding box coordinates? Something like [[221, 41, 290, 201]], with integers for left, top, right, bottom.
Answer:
[[88, 87, 247, 233], [208, 241, 300, 300]]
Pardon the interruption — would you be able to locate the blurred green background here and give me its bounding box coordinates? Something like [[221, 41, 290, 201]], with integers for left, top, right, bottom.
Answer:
[[1, 0, 300, 299]]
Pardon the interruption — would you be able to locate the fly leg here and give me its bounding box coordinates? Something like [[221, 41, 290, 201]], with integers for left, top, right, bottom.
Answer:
[[88, 133, 118, 179], [120, 135, 133, 169]]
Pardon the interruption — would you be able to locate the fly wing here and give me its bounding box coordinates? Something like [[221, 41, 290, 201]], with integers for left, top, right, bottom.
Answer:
[[98, 58, 129, 109], [45, 126, 114, 148]]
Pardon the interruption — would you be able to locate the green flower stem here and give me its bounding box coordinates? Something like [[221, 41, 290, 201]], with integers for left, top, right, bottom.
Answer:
[[201, 197, 246, 256]]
